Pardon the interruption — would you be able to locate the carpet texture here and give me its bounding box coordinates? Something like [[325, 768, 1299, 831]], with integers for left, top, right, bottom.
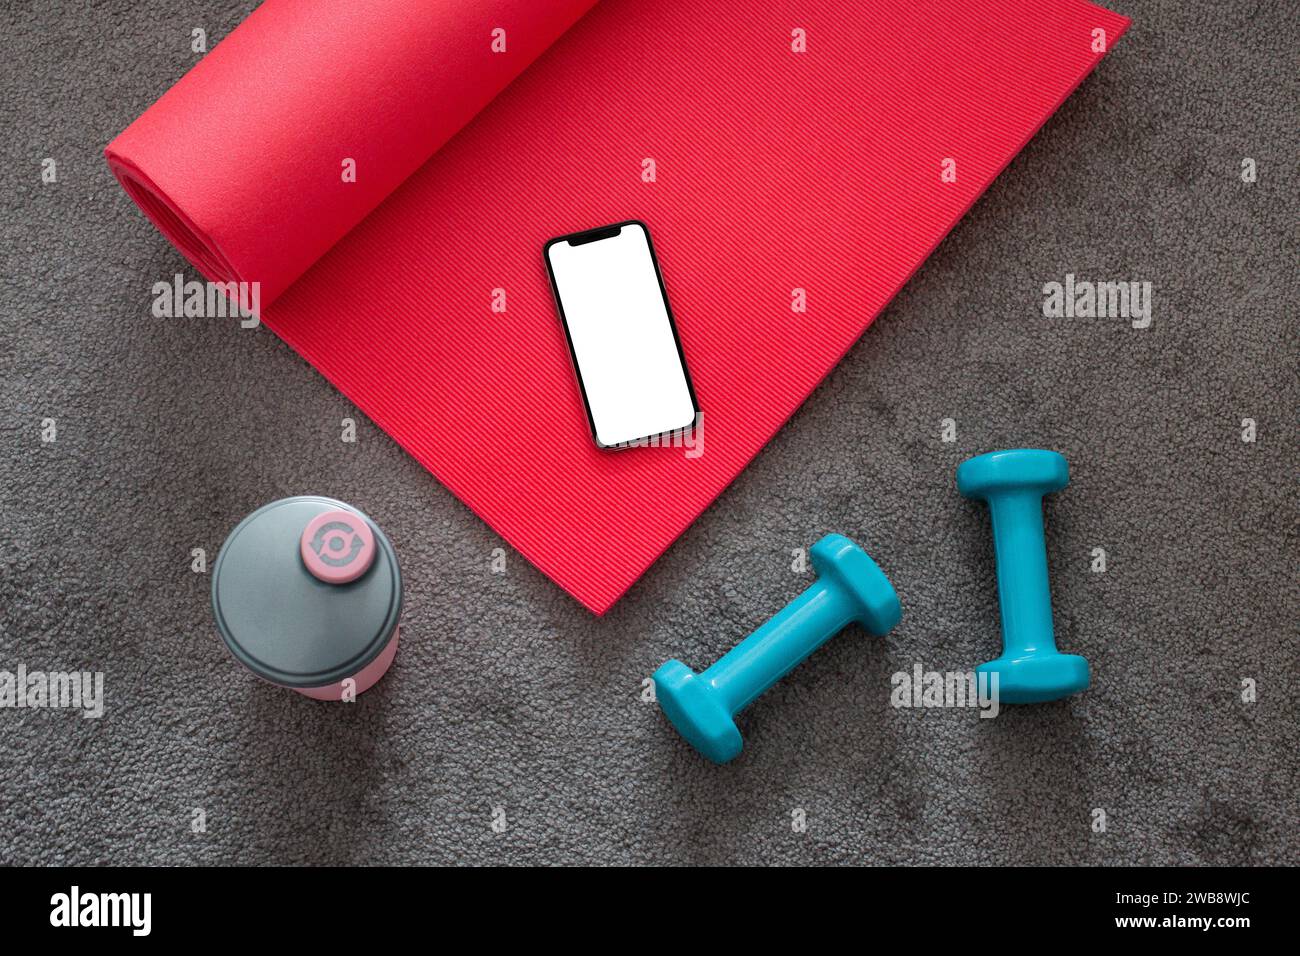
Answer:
[[1, 0, 1296, 865]]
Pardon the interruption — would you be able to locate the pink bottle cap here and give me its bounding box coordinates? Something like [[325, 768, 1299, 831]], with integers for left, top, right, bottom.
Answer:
[[300, 509, 376, 584]]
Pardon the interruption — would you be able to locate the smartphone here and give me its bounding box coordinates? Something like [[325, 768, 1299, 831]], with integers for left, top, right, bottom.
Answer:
[[543, 220, 699, 448]]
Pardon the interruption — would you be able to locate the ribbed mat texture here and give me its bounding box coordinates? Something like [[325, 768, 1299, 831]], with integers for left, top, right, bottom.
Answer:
[[108, 0, 1131, 612]]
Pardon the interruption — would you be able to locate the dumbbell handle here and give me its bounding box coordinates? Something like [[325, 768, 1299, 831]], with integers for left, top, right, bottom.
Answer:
[[702, 581, 856, 714], [988, 491, 1058, 657]]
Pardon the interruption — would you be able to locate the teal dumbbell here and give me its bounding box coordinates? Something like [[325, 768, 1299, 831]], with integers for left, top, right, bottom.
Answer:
[[653, 534, 900, 764], [957, 449, 1089, 703]]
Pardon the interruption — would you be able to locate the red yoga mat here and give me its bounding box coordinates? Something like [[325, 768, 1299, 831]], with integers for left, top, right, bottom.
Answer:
[[107, 0, 1130, 614]]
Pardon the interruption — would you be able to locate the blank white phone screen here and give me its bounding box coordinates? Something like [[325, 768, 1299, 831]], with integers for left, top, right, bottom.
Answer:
[[546, 222, 696, 447]]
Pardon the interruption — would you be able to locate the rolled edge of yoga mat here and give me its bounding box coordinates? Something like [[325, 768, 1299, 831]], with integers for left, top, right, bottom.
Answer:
[[105, 0, 599, 306]]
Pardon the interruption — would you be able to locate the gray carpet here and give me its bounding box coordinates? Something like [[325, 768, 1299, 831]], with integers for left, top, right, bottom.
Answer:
[[1, 0, 1296, 866]]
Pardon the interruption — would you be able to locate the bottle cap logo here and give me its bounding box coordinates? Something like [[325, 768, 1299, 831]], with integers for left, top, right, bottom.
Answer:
[[300, 509, 376, 584]]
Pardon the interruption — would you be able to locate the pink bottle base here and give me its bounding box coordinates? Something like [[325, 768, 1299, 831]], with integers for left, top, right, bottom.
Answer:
[[286, 626, 401, 701]]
